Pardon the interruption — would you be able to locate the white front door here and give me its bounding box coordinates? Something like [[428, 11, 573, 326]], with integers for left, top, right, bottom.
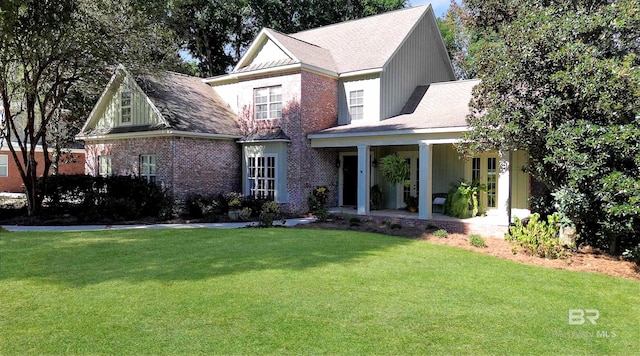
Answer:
[[471, 155, 499, 211], [397, 152, 419, 208]]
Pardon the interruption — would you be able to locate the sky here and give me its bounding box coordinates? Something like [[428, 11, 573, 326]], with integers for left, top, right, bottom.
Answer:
[[409, 0, 453, 18]]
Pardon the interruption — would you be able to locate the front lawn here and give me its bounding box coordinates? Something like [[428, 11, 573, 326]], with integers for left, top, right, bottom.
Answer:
[[1, 229, 638, 354]]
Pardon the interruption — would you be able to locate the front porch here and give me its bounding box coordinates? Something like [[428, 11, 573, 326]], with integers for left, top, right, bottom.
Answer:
[[329, 207, 530, 238]]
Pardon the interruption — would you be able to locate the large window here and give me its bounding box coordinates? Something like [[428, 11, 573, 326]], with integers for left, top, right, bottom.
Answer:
[[254, 86, 282, 120], [0, 154, 8, 177], [121, 91, 132, 123], [349, 90, 364, 121], [471, 157, 481, 183], [98, 155, 112, 177], [247, 155, 276, 199], [140, 155, 156, 183]]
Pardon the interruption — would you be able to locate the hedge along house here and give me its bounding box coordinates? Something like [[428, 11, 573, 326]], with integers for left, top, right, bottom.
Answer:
[[205, 4, 531, 223], [76, 66, 243, 200]]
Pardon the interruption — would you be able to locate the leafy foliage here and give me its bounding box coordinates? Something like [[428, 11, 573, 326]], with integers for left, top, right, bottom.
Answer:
[[444, 181, 484, 218], [505, 213, 569, 259], [469, 234, 486, 248], [462, 0, 640, 254], [434, 229, 448, 238], [42, 174, 173, 222], [259, 200, 281, 227], [379, 154, 410, 185]]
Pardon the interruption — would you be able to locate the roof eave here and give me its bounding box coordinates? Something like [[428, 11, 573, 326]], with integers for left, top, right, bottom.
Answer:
[[77, 129, 242, 141]]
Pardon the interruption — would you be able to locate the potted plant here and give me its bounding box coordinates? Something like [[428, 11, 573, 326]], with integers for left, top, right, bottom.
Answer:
[[370, 184, 384, 210], [379, 154, 410, 186], [405, 195, 418, 213], [227, 198, 242, 221]]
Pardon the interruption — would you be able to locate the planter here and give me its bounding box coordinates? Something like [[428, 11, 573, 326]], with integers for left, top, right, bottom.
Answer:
[[228, 209, 242, 221]]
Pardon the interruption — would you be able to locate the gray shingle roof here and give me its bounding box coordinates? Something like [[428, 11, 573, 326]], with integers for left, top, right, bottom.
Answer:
[[264, 29, 337, 73], [290, 5, 429, 73], [312, 79, 480, 135], [139, 71, 241, 136]]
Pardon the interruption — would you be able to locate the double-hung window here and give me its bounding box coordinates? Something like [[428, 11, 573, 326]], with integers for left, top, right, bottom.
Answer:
[[121, 91, 132, 124], [140, 155, 157, 184], [254, 86, 282, 120], [349, 90, 364, 121], [98, 155, 112, 177], [0, 154, 8, 177], [247, 155, 276, 199]]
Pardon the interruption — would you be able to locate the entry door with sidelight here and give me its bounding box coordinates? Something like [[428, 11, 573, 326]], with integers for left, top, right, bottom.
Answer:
[[471, 155, 498, 211], [396, 152, 419, 208]]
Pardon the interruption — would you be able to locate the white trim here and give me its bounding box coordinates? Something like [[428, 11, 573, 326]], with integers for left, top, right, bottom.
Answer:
[[308, 126, 469, 140], [339, 68, 384, 78], [203, 63, 339, 86], [77, 129, 242, 141], [245, 153, 278, 201]]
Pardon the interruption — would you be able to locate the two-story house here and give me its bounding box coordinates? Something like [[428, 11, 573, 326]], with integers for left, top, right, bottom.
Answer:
[[77, 5, 531, 225]]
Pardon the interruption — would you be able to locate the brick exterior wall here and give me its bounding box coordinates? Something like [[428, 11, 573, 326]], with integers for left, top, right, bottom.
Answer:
[[232, 70, 340, 214], [84, 136, 241, 201], [1, 149, 85, 193]]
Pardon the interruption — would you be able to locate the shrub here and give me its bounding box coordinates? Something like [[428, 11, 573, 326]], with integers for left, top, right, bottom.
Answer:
[[444, 181, 484, 219], [349, 217, 361, 227], [185, 194, 221, 219], [505, 213, 569, 259], [258, 200, 281, 227], [41, 174, 171, 222], [425, 223, 439, 231], [622, 244, 640, 266], [469, 234, 486, 248], [434, 229, 448, 238], [314, 205, 329, 222]]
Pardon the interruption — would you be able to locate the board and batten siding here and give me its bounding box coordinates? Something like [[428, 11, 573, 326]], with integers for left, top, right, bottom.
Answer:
[[337, 75, 380, 125], [379, 7, 455, 120], [95, 75, 163, 129], [432, 144, 465, 195]]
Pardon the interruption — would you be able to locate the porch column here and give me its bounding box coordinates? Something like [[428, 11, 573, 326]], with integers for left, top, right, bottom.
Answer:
[[418, 142, 433, 220], [357, 144, 370, 215], [498, 150, 512, 225]]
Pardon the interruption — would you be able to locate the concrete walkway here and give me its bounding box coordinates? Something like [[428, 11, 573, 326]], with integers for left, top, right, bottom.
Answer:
[[2, 217, 316, 232]]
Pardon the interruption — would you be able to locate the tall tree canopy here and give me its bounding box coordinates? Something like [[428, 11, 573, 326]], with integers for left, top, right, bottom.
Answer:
[[0, 0, 183, 216], [462, 0, 640, 253], [170, 0, 408, 77]]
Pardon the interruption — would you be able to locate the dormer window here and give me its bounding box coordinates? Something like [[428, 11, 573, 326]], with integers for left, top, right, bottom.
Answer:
[[349, 90, 364, 121], [254, 86, 282, 120], [121, 90, 132, 124]]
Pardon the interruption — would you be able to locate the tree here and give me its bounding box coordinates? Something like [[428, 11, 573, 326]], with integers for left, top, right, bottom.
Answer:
[[170, 0, 408, 77], [437, 0, 479, 80], [462, 0, 640, 253], [0, 0, 182, 216]]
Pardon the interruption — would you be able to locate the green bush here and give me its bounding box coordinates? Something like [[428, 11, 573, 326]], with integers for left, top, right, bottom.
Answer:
[[622, 244, 640, 266], [41, 174, 172, 222], [379, 154, 410, 185], [349, 217, 361, 227], [444, 181, 484, 219], [505, 213, 569, 259], [434, 229, 448, 238], [314, 206, 329, 222], [469, 234, 486, 248], [258, 200, 281, 227]]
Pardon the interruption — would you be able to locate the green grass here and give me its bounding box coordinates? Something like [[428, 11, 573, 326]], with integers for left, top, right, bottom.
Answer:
[[1, 228, 638, 355]]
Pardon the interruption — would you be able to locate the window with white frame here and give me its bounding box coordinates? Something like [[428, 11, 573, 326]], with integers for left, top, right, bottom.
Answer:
[[140, 155, 156, 183], [486, 157, 497, 208], [471, 157, 481, 183], [98, 155, 112, 177], [349, 90, 364, 121], [121, 90, 132, 123], [247, 155, 276, 199], [0, 154, 8, 177], [254, 86, 282, 120]]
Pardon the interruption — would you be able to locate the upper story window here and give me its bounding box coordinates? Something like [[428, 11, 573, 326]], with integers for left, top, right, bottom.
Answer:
[[98, 155, 112, 177], [254, 86, 282, 120], [349, 90, 364, 121], [121, 91, 132, 124], [0, 154, 8, 177], [140, 155, 157, 184]]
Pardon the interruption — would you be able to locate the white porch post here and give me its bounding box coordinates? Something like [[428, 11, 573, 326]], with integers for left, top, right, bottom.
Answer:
[[418, 142, 433, 220], [357, 144, 370, 215], [498, 150, 512, 224]]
